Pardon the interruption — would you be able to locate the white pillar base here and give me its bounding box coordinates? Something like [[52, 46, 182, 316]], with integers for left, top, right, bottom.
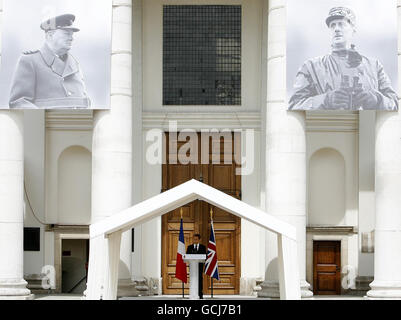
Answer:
[[366, 281, 401, 299], [257, 280, 313, 299], [258, 280, 280, 299], [0, 279, 32, 299]]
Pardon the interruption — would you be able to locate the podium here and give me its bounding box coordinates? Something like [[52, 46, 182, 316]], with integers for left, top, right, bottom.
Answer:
[[183, 254, 206, 299]]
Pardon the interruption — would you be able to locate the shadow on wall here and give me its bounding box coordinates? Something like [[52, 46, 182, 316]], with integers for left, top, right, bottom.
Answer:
[[119, 260, 130, 280], [308, 148, 346, 226], [265, 257, 278, 280]]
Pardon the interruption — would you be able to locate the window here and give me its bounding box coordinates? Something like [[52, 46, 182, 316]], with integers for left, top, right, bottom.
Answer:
[[24, 227, 40, 251], [163, 5, 241, 105]]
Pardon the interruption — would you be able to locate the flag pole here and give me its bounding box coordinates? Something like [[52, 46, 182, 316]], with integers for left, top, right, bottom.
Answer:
[[210, 208, 214, 299], [181, 208, 184, 299]]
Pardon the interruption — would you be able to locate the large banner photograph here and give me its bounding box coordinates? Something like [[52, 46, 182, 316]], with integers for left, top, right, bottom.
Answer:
[[0, 0, 112, 109], [287, 0, 398, 111]]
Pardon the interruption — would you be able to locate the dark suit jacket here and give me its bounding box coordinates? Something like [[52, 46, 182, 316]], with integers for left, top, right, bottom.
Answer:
[[186, 243, 206, 255]]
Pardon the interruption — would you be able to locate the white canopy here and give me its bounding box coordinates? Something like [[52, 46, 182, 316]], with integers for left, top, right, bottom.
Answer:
[[85, 179, 301, 300]]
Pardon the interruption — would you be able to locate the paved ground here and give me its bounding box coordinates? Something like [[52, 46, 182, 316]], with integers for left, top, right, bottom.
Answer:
[[34, 294, 365, 300], [306, 295, 364, 300], [34, 294, 83, 300]]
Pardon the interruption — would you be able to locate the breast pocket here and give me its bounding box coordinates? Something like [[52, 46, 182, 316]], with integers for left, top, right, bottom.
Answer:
[[63, 73, 87, 97]]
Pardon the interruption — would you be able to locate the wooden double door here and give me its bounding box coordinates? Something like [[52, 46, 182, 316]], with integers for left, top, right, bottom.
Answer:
[[162, 132, 241, 295], [313, 241, 341, 295]]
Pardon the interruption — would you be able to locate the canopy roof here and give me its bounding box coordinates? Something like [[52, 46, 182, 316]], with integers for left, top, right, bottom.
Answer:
[[90, 179, 296, 241]]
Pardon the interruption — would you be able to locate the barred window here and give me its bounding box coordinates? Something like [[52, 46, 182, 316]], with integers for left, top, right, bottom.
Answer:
[[163, 5, 241, 106]]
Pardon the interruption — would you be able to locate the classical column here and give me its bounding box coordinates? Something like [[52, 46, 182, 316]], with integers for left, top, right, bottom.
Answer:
[[0, 0, 32, 300], [91, 0, 133, 284], [366, 0, 401, 300], [366, 111, 401, 299], [258, 0, 312, 298], [0, 111, 32, 299]]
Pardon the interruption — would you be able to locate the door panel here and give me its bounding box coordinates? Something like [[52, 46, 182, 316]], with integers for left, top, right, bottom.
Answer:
[[210, 165, 234, 190], [313, 241, 341, 295], [168, 165, 192, 187], [162, 132, 241, 295]]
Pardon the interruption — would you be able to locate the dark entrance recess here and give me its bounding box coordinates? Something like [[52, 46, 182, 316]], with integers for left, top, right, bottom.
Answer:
[[24, 227, 40, 251]]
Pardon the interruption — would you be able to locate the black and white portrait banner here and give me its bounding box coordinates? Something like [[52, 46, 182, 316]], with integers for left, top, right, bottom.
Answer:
[[0, 0, 112, 109], [287, 0, 398, 111]]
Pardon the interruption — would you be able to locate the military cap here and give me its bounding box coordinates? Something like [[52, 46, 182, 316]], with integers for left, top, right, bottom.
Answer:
[[326, 7, 356, 27], [40, 14, 80, 32]]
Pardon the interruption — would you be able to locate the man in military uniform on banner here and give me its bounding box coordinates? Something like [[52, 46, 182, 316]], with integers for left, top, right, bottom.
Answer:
[[288, 7, 398, 111], [9, 14, 91, 109]]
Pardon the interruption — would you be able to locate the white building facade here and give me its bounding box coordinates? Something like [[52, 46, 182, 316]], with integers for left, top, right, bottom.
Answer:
[[0, 0, 400, 299]]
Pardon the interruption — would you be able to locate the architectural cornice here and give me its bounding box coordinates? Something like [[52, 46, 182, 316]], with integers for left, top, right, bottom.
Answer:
[[305, 111, 359, 133], [306, 225, 357, 234], [46, 225, 89, 233], [45, 110, 93, 131], [142, 112, 261, 130]]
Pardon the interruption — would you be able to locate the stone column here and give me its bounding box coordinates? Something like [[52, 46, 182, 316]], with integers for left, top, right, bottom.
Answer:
[[366, 0, 401, 300], [0, 0, 31, 300], [0, 112, 32, 299], [366, 113, 401, 299], [258, 0, 312, 298], [91, 0, 133, 284]]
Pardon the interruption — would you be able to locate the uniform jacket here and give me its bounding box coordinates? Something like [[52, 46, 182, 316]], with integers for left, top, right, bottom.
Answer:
[[9, 44, 90, 109], [186, 243, 207, 255], [288, 51, 398, 111]]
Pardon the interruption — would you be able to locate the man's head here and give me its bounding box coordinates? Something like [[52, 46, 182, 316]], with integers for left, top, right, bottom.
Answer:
[[45, 29, 74, 55], [326, 7, 356, 50], [193, 234, 201, 245], [41, 14, 80, 55]]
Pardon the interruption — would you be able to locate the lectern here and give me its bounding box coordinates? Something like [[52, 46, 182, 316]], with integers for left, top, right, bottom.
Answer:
[[183, 254, 206, 299]]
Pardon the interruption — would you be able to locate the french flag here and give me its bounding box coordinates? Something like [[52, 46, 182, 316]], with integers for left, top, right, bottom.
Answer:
[[175, 218, 187, 283]]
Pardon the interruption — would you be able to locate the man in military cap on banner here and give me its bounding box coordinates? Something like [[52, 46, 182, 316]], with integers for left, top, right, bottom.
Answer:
[[9, 14, 91, 109], [288, 7, 398, 111]]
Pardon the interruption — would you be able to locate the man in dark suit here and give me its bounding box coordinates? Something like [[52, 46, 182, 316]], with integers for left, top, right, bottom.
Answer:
[[186, 233, 206, 299]]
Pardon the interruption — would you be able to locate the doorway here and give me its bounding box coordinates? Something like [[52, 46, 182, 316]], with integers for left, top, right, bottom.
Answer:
[[61, 239, 89, 294], [313, 240, 341, 295], [161, 132, 241, 295]]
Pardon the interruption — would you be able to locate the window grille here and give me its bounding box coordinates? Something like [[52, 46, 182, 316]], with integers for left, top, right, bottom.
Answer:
[[163, 5, 241, 105]]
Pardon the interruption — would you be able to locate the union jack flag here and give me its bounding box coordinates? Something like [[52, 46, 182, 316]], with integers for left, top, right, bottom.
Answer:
[[204, 220, 220, 280]]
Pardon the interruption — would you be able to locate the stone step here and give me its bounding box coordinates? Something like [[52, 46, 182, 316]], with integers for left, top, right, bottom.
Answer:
[[117, 279, 151, 297], [25, 273, 50, 290]]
